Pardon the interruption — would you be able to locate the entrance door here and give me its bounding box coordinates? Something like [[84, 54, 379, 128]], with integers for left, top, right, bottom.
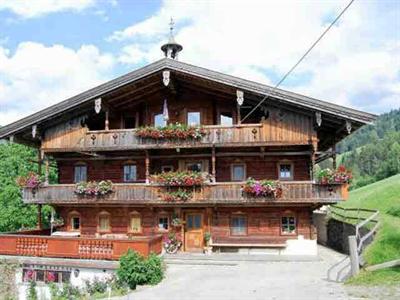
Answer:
[[185, 213, 204, 252]]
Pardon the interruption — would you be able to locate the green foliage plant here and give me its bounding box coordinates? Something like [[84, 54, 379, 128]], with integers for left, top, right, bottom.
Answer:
[[117, 249, 164, 290], [27, 280, 38, 300]]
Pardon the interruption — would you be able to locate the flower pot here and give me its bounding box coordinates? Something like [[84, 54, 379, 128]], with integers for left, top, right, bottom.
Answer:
[[203, 246, 213, 255], [341, 183, 349, 200]]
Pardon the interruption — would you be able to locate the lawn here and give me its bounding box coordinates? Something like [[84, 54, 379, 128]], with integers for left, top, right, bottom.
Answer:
[[334, 174, 400, 285]]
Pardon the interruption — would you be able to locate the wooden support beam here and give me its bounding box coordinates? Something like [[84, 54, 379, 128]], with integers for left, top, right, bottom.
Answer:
[[44, 156, 50, 185], [105, 110, 110, 131], [211, 147, 216, 183], [37, 151, 43, 176], [37, 204, 43, 230], [145, 150, 150, 184]]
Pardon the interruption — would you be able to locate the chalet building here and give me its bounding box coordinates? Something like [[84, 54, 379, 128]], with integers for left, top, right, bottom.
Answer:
[[0, 29, 376, 280]]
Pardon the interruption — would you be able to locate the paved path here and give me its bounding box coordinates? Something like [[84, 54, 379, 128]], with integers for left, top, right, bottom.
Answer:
[[113, 246, 349, 300]]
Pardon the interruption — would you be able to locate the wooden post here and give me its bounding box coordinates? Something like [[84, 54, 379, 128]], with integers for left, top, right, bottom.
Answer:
[[37, 204, 43, 230], [211, 147, 216, 183], [332, 141, 337, 169], [105, 110, 110, 131], [349, 235, 360, 276], [310, 139, 318, 180], [44, 156, 49, 185], [237, 104, 241, 125], [145, 150, 150, 184], [38, 150, 43, 176]]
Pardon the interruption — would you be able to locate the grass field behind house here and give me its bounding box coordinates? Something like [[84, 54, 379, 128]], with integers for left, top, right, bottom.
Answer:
[[333, 174, 400, 285]]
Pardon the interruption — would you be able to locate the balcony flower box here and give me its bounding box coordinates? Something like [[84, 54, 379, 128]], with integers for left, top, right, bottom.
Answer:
[[16, 172, 42, 189], [316, 165, 352, 185], [135, 123, 206, 140], [163, 189, 192, 202], [242, 178, 283, 198], [74, 180, 114, 196], [150, 171, 211, 186]]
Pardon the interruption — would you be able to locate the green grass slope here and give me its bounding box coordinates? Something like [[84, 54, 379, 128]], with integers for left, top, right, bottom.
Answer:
[[337, 174, 400, 265]]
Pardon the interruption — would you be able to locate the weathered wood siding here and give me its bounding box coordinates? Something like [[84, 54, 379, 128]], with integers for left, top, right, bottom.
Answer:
[[57, 155, 310, 184], [41, 89, 316, 151], [54, 206, 314, 242]]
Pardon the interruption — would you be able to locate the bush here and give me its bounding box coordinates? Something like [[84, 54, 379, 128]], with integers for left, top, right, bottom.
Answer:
[[48, 283, 83, 300], [387, 205, 400, 218], [84, 277, 109, 295], [27, 281, 37, 300], [117, 250, 164, 290]]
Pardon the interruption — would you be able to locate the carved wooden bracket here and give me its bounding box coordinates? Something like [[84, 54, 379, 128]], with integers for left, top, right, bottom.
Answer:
[[32, 124, 37, 138], [236, 90, 244, 106], [94, 98, 102, 114], [346, 120, 352, 134], [162, 70, 170, 87], [112, 133, 118, 145], [315, 112, 322, 127]]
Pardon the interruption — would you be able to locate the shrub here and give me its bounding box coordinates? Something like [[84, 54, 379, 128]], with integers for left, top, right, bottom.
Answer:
[[387, 205, 400, 218], [84, 276, 109, 295], [48, 283, 83, 300], [27, 281, 37, 300], [117, 250, 164, 290]]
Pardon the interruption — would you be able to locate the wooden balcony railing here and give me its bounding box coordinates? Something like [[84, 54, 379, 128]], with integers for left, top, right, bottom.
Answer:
[[42, 122, 315, 152], [23, 181, 346, 205], [0, 233, 162, 260]]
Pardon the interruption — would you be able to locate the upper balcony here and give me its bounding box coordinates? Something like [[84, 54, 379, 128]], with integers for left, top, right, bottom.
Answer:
[[22, 181, 347, 205], [41, 122, 316, 153]]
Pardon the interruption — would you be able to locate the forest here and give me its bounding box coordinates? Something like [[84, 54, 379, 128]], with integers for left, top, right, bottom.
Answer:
[[0, 108, 399, 232]]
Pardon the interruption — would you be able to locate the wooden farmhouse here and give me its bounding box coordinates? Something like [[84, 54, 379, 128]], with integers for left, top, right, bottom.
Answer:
[[0, 34, 376, 269]]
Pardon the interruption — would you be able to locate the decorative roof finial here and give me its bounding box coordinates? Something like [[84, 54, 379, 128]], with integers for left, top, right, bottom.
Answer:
[[161, 17, 183, 60]]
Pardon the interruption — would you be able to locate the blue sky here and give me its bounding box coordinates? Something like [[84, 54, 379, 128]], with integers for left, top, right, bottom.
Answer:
[[0, 0, 399, 126]]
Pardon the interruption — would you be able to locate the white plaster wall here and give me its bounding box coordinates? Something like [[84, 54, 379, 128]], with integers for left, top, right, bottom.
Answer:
[[281, 235, 318, 256], [16, 266, 115, 300]]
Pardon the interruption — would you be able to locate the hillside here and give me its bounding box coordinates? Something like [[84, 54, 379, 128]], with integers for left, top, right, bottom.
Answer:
[[321, 109, 400, 189], [337, 174, 400, 265]]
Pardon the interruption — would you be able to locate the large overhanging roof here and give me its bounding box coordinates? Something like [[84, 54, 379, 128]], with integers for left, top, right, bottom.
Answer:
[[0, 58, 377, 140]]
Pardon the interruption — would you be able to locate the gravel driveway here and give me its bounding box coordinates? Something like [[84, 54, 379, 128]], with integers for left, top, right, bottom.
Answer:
[[113, 246, 349, 300]]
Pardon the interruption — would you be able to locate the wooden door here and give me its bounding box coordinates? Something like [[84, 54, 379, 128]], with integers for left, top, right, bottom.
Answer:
[[185, 213, 204, 252]]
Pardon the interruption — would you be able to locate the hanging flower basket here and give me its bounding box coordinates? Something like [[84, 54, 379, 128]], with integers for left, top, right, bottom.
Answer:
[[316, 165, 352, 185], [242, 178, 283, 198], [74, 180, 114, 196], [151, 171, 211, 186], [135, 123, 206, 140], [163, 189, 192, 202], [16, 172, 42, 189]]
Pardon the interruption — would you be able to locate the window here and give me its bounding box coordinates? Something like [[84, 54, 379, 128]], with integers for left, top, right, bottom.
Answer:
[[220, 112, 233, 126], [185, 162, 202, 172], [231, 215, 247, 236], [123, 116, 136, 129], [278, 163, 293, 180], [158, 216, 169, 231], [74, 165, 87, 183], [123, 164, 137, 182], [130, 214, 142, 233], [187, 111, 201, 126], [154, 113, 166, 127], [231, 164, 246, 181], [98, 213, 110, 232], [22, 269, 71, 283], [161, 165, 174, 173], [281, 216, 296, 234], [70, 216, 80, 231]]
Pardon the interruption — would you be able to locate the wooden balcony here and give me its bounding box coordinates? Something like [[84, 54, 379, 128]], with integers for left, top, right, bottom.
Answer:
[[41, 122, 316, 152], [0, 230, 162, 260], [23, 181, 346, 205]]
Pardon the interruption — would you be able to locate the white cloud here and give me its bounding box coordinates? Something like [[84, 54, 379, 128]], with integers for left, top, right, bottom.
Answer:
[[109, 0, 400, 113], [0, 42, 115, 125], [0, 0, 96, 18]]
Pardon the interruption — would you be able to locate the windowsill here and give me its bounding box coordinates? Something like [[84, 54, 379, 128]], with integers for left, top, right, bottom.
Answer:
[[281, 232, 297, 236]]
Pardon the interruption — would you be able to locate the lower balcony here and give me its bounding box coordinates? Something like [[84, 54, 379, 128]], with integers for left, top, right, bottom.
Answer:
[[0, 228, 162, 260], [22, 181, 347, 205]]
